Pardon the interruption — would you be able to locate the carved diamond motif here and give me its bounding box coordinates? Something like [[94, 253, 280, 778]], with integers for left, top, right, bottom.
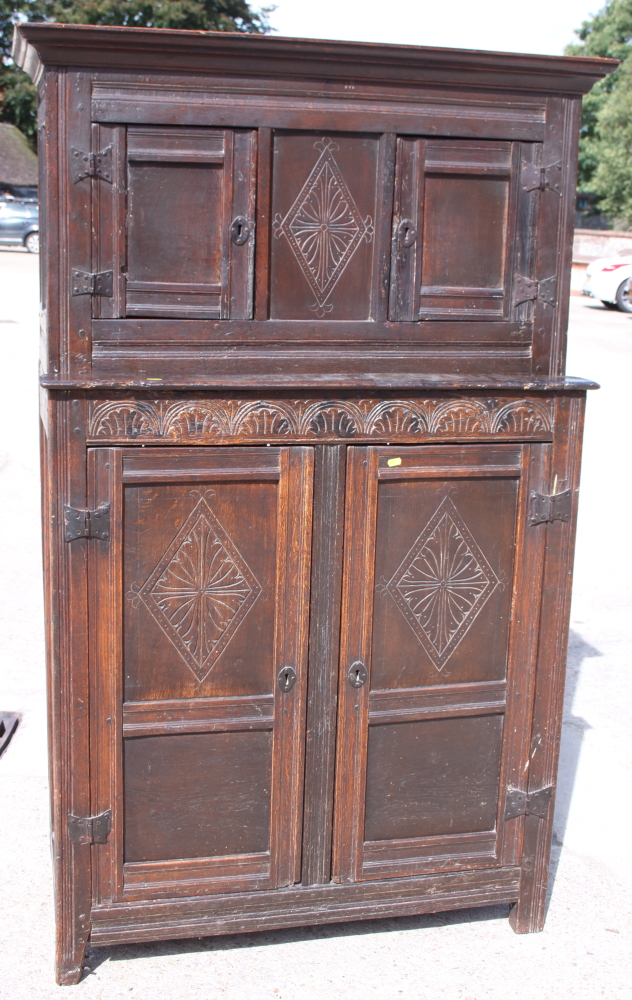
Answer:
[[273, 138, 374, 316], [384, 497, 499, 671], [136, 497, 261, 682]]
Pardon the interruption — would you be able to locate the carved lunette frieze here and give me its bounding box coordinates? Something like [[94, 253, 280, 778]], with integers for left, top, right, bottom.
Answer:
[[87, 396, 553, 443]]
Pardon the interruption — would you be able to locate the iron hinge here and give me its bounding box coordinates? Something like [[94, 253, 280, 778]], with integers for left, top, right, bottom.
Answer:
[[521, 160, 563, 197], [71, 269, 114, 297], [529, 489, 572, 525], [64, 504, 111, 541], [70, 146, 113, 183], [68, 809, 112, 845], [505, 785, 554, 821], [513, 274, 557, 308]]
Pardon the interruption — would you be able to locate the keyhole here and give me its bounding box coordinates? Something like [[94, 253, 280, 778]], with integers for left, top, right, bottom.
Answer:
[[277, 665, 296, 692], [231, 216, 250, 245], [347, 661, 367, 687], [397, 218, 416, 248]]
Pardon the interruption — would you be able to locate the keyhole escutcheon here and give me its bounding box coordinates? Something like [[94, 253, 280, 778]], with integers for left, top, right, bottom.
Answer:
[[277, 666, 297, 692], [397, 218, 417, 248], [230, 216, 251, 246], [348, 661, 368, 688]]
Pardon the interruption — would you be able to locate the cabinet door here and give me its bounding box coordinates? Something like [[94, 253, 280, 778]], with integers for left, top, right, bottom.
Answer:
[[88, 446, 312, 902], [95, 125, 256, 319], [389, 139, 539, 322], [333, 443, 548, 882]]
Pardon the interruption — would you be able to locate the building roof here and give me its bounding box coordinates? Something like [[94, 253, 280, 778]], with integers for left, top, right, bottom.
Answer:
[[0, 123, 38, 185]]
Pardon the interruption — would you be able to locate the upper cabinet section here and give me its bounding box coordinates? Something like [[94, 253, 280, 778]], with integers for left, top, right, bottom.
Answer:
[[15, 24, 616, 385]]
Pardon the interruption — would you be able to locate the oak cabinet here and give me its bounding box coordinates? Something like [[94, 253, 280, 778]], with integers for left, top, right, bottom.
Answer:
[[14, 22, 614, 985]]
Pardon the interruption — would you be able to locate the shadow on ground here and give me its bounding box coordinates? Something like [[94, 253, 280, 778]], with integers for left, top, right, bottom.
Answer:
[[83, 904, 509, 978]]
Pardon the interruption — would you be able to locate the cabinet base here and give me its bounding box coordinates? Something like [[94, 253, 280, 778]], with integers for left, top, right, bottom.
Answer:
[[90, 867, 521, 947]]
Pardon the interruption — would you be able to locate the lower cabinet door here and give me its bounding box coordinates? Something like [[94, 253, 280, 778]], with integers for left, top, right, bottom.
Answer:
[[333, 444, 549, 882], [88, 446, 313, 902]]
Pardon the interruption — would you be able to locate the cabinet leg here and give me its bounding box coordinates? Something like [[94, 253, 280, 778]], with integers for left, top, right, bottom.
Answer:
[[56, 924, 89, 986], [508, 813, 552, 933]]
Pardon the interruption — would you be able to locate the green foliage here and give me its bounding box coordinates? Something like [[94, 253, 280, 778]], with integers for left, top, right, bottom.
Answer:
[[0, 0, 272, 148], [565, 0, 632, 223]]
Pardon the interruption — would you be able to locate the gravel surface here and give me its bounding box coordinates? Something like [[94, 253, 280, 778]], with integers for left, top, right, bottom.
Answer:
[[0, 249, 630, 998]]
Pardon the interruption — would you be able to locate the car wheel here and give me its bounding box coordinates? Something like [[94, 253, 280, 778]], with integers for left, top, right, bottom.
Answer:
[[24, 231, 40, 253], [615, 279, 632, 312], [601, 300, 617, 309]]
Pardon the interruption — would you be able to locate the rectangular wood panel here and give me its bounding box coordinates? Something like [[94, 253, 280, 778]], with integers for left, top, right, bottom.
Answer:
[[364, 715, 504, 841], [124, 730, 273, 861]]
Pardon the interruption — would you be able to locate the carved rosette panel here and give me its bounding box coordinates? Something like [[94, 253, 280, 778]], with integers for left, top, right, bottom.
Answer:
[[88, 397, 553, 444], [128, 496, 261, 683], [384, 497, 499, 671], [273, 138, 374, 316]]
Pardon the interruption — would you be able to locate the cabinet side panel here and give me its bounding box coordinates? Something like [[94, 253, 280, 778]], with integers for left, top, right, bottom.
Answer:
[[510, 394, 586, 932], [45, 395, 92, 984], [532, 97, 581, 377]]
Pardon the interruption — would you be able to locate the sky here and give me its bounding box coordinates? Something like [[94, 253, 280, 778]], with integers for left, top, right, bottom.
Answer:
[[266, 0, 602, 57]]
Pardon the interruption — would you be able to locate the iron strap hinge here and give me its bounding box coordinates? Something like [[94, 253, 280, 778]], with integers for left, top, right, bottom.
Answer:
[[513, 274, 557, 308], [71, 269, 114, 297], [505, 786, 554, 821], [68, 809, 112, 845], [521, 160, 563, 196], [529, 489, 572, 526], [64, 504, 111, 541], [71, 146, 113, 183]]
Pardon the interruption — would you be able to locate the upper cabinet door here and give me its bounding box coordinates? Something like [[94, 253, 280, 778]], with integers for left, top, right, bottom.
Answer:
[[95, 125, 256, 320], [389, 139, 539, 322]]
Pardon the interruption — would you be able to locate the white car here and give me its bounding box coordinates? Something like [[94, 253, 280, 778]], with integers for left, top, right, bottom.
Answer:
[[583, 255, 632, 312]]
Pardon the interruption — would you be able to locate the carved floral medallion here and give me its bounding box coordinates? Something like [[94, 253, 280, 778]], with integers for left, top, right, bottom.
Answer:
[[130, 496, 261, 682], [273, 138, 374, 315], [384, 496, 499, 671]]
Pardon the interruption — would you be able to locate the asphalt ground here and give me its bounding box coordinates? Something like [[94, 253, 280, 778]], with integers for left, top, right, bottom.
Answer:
[[0, 248, 630, 999]]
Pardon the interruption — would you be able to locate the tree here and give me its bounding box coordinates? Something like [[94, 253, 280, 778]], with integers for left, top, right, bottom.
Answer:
[[565, 0, 632, 225], [1, 0, 272, 147]]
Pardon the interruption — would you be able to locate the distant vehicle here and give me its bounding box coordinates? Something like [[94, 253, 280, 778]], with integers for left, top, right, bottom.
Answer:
[[583, 255, 632, 313], [0, 194, 39, 252]]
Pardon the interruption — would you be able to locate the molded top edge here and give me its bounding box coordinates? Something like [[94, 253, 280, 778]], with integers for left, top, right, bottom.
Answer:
[[13, 23, 617, 95]]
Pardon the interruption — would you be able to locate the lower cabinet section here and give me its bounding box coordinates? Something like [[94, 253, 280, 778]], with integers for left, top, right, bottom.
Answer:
[[89, 439, 547, 900], [45, 399, 585, 983]]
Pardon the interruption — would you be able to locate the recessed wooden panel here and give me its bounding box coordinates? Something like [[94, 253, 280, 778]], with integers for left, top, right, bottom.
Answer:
[[123, 481, 278, 701], [124, 730, 272, 862], [371, 476, 518, 689], [126, 128, 226, 318], [364, 715, 504, 842], [421, 175, 508, 290], [270, 132, 380, 320]]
